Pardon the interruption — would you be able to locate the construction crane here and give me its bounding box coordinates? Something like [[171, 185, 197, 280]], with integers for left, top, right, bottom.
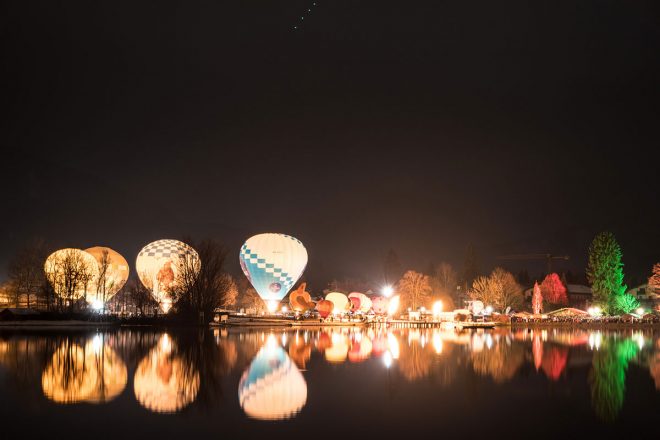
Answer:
[[497, 253, 570, 275]]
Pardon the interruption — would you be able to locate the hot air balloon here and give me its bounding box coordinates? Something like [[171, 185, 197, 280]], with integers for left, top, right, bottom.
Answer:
[[315, 300, 333, 319], [239, 336, 307, 420], [358, 293, 372, 313], [325, 292, 349, 315], [85, 246, 129, 308], [372, 296, 389, 315], [135, 239, 200, 312], [289, 282, 315, 312], [44, 249, 100, 304], [348, 292, 362, 311], [239, 233, 308, 313], [133, 334, 200, 413]]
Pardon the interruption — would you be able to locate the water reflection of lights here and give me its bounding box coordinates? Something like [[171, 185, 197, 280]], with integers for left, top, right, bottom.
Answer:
[[383, 351, 393, 368], [589, 332, 602, 351], [239, 342, 307, 420], [42, 337, 127, 404], [387, 333, 400, 359], [133, 334, 200, 413], [432, 333, 443, 354]]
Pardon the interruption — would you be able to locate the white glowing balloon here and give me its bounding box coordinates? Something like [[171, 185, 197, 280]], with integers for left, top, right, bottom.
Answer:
[[325, 292, 349, 314], [239, 233, 308, 308], [135, 239, 200, 311]]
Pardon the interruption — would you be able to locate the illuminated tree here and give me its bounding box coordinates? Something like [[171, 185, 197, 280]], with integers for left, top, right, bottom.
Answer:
[[532, 282, 543, 314], [470, 268, 523, 312], [648, 263, 660, 292], [586, 232, 627, 314], [614, 294, 639, 314], [397, 270, 432, 310], [540, 273, 567, 305]]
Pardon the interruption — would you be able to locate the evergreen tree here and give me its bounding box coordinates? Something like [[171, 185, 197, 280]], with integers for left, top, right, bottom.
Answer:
[[586, 232, 627, 314]]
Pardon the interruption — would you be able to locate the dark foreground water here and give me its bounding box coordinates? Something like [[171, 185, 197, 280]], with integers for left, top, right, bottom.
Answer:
[[1, 326, 659, 439]]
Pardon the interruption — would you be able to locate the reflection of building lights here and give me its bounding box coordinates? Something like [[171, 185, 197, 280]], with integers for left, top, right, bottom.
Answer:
[[485, 334, 493, 350], [383, 351, 393, 368], [387, 333, 400, 359], [92, 334, 103, 354], [382, 286, 394, 297], [588, 332, 602, 350], [432, 333, 443, 354]]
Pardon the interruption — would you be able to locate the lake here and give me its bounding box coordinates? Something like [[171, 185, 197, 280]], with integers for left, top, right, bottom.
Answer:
[[0, 326, 659, 439]]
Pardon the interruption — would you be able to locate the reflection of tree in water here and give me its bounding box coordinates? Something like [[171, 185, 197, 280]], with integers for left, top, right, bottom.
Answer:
[[41, 336, 127, 404], [390, 331, 455, 385], [541, 346, 569, 381], [649, 339, 660, 390], [471, 338, 525, 383], [589, 338, 638, 422]]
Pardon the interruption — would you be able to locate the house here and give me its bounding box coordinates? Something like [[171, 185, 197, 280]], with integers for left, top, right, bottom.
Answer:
[[524, 283, 592, 309]]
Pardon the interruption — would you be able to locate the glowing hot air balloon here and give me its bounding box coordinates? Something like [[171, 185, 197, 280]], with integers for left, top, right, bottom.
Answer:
[[348, 292, 362, 311], [325, 292, 349, 315], [238, 335, 307, 420], [239, 233, 308, 313], [85, 246, 129, 307], [289, 282, 315, 312], [44, 249, 100, 303], [358, 293, 372, 313], [315, 300, 333, 319], [135, 239, 200, 312]]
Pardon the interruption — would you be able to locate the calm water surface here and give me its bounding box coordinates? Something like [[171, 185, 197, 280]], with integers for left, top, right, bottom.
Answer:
[[1, 326, 659, 439]]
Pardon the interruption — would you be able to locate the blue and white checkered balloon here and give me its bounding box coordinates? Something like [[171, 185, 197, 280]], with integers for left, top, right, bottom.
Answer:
[[239, 233, 308, 304]]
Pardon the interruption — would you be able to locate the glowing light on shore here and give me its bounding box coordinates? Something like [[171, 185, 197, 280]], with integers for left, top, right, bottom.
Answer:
[[267, 300, 279, 314], [382, 285, 394, 297], [432, 301, 443, 318], [387, 295, 400, 317]]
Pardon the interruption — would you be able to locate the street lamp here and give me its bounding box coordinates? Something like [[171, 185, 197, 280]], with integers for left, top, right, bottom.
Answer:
[[382, 285, 394, 297]]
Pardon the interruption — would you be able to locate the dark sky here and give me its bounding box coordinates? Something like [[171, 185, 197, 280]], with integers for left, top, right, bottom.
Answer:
[[2, 1, 659, 288]]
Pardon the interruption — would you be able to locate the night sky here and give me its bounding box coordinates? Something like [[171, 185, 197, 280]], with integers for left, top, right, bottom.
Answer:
[[2, 1, 659, 288]]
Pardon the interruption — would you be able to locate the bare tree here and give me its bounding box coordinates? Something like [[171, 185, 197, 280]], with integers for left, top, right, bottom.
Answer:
[[171, 238, 231, 322], [470, 268, 524, 312], [649, 263, 660, 292], [239, 287, 265, 314], [44, 249, 97, 312], [7, 239, 50, 309], [397, 270, 433, 311]]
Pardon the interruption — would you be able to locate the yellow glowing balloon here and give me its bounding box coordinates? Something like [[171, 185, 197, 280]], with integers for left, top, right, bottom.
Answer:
[[85, 246, 129, 305], [135, 239, 201, 311], [133, 334, 200, 413], [44, 248, 100, 301]]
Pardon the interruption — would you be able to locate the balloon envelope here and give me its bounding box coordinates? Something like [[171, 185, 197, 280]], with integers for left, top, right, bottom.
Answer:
[[358, 293, 372, 313], [315, 300, 333, 319], [289, 283, 315, 312], [325, 292, 349, 314], [135, 239, 200, 310], [85, 246, 129, 304], [239, 233, 308, 304], [348, 292, 361, 311], [44, 249, 100, 301]]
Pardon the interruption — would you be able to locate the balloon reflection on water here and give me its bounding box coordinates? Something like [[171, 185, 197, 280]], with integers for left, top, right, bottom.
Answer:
[[133, 334, 200, 413], [42, 335, 127, 404], [239, 335, 307, 420]]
